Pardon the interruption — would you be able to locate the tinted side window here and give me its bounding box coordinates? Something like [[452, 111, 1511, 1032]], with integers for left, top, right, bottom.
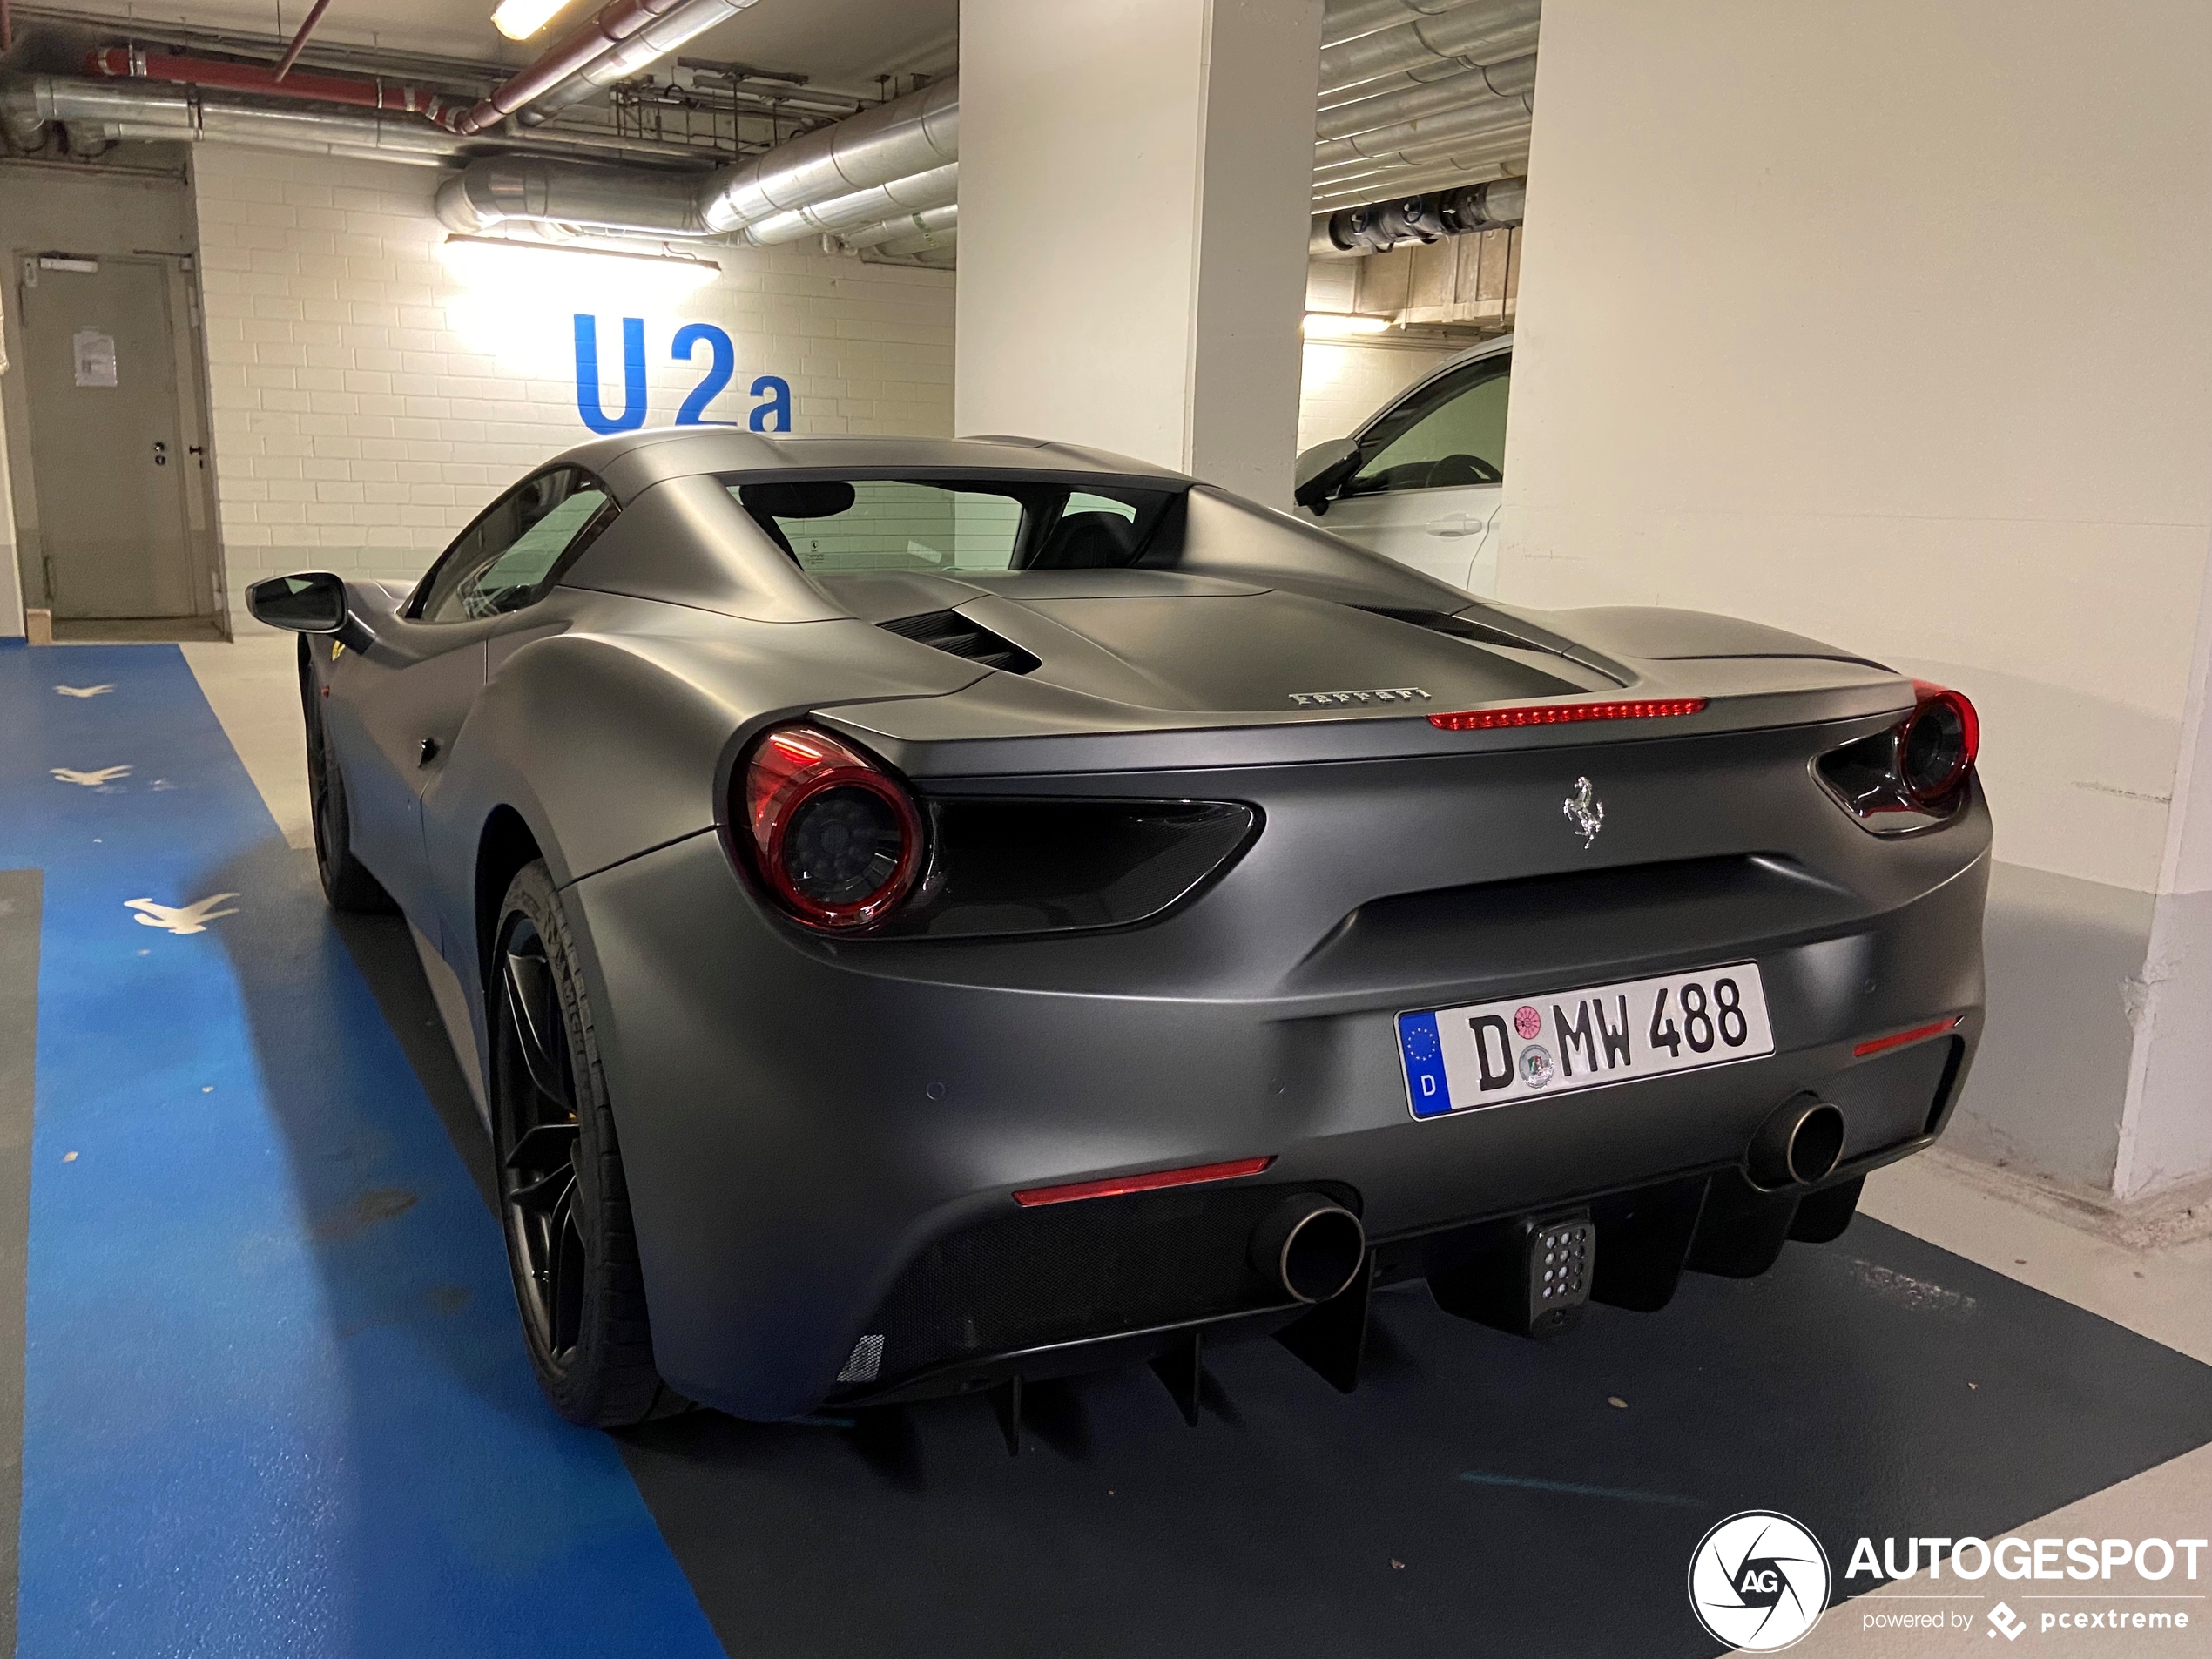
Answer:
[[1345, 358, 1510, 495], [417, 469, 614, 622]]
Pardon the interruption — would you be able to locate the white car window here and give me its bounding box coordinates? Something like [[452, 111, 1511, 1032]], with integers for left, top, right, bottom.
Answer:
[[1345, 360, 1510, 496]]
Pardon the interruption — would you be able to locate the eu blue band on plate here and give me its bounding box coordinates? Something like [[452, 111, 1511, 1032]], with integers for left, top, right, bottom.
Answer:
[[1398, 1010, 1451, 1118]]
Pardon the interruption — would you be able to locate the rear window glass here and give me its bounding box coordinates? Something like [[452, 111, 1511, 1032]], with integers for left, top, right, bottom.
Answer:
[[728, 476, 1177, 574]]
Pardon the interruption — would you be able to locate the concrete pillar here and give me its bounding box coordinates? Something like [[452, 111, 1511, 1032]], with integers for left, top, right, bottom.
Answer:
[[1496, 0, 2212, 1206], [954, 0, 1324, 508]]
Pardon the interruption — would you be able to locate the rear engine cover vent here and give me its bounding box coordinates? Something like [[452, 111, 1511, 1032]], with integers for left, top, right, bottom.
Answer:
[[879, 608, 1041, 674]]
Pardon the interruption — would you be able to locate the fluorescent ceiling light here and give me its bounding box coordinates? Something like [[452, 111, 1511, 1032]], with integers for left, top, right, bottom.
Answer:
[[492, 0, 578, 42], [441, 233, 721, 298], [1302, 313, 1394, 340]]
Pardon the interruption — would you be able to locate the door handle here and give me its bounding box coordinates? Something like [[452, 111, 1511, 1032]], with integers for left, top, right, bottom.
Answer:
[[152, 442, 169, 468], [1425, 513, 1477, 537], [417, 737, 441, 767]]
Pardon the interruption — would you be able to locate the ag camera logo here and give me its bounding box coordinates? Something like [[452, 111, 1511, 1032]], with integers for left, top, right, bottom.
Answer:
[[1689, 1511, 1832, 1651]]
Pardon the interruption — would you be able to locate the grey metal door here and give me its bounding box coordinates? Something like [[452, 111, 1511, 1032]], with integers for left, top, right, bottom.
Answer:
[[19, 257, 197, 618]]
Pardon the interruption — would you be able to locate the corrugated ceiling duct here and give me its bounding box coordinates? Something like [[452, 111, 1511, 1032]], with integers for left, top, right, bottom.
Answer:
[[522, 0, 765, 122], [0, 72, 714, 167], [431, 74, 958, 239], [695, 76, 957, 231], [1314, 91, 1530, 169], [1318, 118, 1531, 185], [455, 0, 763, 132], [1320, 0, 1506, 49], [1312, 149, 1529, 209], [1316, 51, 1533, 140], [1318, 0, 1541, 98], [435, 155, 704, 234], [734, 161, 958, 244], [839, 203, 958, 251]]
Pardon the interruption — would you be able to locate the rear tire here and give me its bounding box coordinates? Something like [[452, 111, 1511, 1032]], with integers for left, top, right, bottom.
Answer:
[[301, 659, 396, 914], [490, 860, 665, 1427]]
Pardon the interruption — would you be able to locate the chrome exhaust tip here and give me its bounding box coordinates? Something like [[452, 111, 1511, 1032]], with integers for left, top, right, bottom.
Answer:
[[1748, 1095, 1846, 1190], [1251, 1195, 1366, 1304]]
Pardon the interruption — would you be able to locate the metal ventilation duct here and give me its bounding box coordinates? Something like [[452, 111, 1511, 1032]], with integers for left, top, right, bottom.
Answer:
[[432, 76, 960, 242], [1318, 0, 1541, 99], [1310, 176, 1524, 255], [455, 0, 766, 132], [0, 72, 725, 168], [1321, 0, 1508, 48]]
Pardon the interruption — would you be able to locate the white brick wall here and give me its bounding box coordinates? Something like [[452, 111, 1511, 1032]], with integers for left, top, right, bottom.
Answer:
[[188, 145, 954, 625]]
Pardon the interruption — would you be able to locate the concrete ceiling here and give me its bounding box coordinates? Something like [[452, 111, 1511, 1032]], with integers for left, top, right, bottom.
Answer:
[[50, 0, 958, 92]]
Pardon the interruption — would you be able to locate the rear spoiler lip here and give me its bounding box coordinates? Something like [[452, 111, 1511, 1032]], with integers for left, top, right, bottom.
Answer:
[[819, 667, 1916, 783]]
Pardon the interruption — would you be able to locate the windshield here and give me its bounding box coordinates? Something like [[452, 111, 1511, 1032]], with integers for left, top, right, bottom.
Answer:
[[728, 476, 1177, 575]]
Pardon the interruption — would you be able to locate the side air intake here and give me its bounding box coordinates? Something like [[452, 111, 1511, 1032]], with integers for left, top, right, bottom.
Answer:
[[878, 609, 1041, 674]]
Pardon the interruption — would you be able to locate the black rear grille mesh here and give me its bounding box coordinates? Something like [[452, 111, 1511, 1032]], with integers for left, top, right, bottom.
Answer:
[[839, 1181, 1349, 1393], [878, 608, 1041, 674]]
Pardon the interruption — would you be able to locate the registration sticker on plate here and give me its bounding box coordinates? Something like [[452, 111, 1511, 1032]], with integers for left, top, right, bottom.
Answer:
[[1399, 962, 1774, 1120]]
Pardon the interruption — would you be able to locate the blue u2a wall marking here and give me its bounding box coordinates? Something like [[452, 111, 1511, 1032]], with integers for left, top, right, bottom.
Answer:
[[574, 314, 792, 435]]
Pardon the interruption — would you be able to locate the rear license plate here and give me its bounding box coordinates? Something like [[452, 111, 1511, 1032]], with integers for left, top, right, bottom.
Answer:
[[1398, 962, 1774, 1120]]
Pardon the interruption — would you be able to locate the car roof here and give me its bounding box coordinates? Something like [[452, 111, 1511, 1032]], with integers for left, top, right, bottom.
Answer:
[[549, 429, 1192, 503], [1351, 331, 1512, 442]]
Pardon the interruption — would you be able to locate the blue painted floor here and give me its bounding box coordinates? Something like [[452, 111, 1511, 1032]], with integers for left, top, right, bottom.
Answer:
[[0, 642, 722, 1657]]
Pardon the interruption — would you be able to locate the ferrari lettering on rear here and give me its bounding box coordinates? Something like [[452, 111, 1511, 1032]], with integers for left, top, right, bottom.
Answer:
[[1399, 964, 1776, 1118], [1286, 686, 1432, 706]]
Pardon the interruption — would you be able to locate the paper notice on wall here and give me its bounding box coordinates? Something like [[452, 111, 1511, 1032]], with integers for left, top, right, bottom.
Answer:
[[72, 328, 118, 388]]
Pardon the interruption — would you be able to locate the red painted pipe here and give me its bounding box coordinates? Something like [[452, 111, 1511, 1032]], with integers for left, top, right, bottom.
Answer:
[[272, 0, 333, 81], [84, 45, 469, 128], [456, 0, 690, 133]]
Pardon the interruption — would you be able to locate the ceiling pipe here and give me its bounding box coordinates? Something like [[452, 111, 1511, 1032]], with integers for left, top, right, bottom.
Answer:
[[1315, 91, 1529, 170], [435, 73, 958, 238], [432, 148, 956, 248], [1316, 118, 1530, 185], [693, 75, 955, 230], [1318, 0, 1540, 99], [1321, 0, 1507, 49], [838, 201, 955, 252], [272, 0, 333, 81], [455, 0, 764, 132], [2, 73, 723, 169], [521, 0, 768, 123], [735, 159, 955, 244], [873, 222, 954, 260], [1310, 176, 1524, 255], [435, 154, 705, 234], [1311, 145, 1530, 209], [86, 46, 471, 127], [1316, 51, 1532, 141]]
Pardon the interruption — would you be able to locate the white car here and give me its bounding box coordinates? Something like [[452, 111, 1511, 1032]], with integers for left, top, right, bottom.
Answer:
[[1293, 334, 1511, 596]]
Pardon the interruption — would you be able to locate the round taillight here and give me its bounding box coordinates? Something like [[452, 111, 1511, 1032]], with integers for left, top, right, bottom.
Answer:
[[740, 725, 922, 930], [1898, 684, 1979, 806]]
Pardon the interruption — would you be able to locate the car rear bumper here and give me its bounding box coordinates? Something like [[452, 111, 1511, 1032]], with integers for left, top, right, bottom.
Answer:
[[566, 813, 1988, 1420]]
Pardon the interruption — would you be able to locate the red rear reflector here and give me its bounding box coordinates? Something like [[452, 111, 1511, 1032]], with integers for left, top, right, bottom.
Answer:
[[1012, 1155, 1274, 1208], [1427, 698, 1709, 732], [1853, 1016, 1962, 1058]]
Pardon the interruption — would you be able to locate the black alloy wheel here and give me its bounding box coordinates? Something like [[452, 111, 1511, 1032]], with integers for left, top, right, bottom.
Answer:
[[499, 915, 588, 1366], [489, 860, 665, 1426]]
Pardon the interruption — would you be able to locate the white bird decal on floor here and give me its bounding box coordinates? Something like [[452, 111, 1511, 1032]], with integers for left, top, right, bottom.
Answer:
[[125, 895, 240, 934], [55, 685, 116, 698], [52, 765, 132, 786]]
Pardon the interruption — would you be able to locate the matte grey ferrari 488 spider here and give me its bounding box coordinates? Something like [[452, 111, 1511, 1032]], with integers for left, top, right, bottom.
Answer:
[[248, 429, 1988, 1432]]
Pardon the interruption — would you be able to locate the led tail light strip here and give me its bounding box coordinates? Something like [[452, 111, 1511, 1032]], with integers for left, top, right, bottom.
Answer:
[[1427, 698, 1709, 732]]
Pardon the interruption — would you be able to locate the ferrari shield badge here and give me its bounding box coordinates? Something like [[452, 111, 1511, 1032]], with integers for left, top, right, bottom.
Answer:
[[1563, 776, 1604, 847]]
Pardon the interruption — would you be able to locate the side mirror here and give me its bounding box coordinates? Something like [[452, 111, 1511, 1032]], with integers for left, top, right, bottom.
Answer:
[[1293, 438, 1362, 513], [247, 571, 348, 633]]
